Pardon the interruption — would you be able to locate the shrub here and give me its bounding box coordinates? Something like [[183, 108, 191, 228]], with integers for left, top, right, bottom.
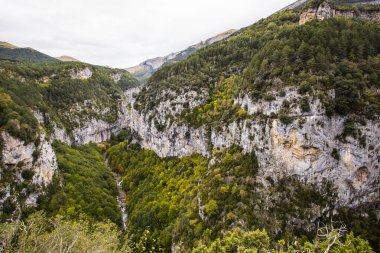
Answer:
[[331, 148, 340, 160], [300, 97, 311, 112], [279, 113, 293, 124]]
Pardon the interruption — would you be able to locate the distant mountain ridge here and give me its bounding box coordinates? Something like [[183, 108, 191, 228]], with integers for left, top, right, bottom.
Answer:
[[0, 41, 59, 63], [56, 55, 79, 62], [126, 29, 237, 82], [0, 41, 18, 49]]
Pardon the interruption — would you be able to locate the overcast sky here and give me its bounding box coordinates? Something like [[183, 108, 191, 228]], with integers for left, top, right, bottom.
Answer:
[[0, 0, 294, 68]]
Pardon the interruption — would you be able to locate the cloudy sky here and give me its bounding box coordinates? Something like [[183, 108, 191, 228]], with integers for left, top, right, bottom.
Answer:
[[1, 0, 294, 68]]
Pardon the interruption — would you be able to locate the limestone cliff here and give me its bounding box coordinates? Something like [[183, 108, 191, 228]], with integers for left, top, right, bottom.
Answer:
[[117, 87, 379, 208], [32, 84, 378, 208], [0, 131, 57, 213], [299, 1, 380, 25]]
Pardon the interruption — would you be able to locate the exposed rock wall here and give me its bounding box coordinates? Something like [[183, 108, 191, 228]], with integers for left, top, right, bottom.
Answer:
[[26, 86, 379, 208], [299, 1, 380, 25], [70, 67, 92, 79], [211, 116, 380, 206], [123, 88, 209, 157], [0, 131, 58, 209], [118, 88, 380, 207]]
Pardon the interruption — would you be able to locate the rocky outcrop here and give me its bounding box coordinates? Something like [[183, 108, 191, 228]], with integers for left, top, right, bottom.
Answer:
[[211, 116, 379, 206], [32, 133, 58, 185], [110, 72, 122, 82], [71, 118, 122, 144], [118, 88, 380, 207], [1, 132, 57, 186], [300, 1, 335, 25], [0, 131, 58, 209], [26, 82, 380, 209], [70, 67, 92, 79], [51, 119, 121, 145], [299, 1, 380, 25], [30, 84, 379, 208], [123, 88, 209, 157], [1, 132, 35, 170]]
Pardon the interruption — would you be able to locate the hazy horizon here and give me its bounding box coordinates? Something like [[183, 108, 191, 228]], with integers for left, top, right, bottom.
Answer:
[[0, 0, 295, 68]]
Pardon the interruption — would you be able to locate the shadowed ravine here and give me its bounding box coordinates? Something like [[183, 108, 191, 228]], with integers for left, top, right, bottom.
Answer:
[[105, 158, 128, 231], [115, 172, 128, 231]]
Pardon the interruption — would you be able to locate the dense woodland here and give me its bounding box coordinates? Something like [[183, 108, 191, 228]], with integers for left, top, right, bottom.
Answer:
[[38, 142, 121, 225], [0, 47, 59, 63]]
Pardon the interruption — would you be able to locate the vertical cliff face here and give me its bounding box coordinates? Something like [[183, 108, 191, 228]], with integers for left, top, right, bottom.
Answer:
[[211, 115, 379, 206], [299, 1, 380, 25], [51, 84, 378, 207], [122, 88, 210, 157], [0, 131, 57, 213], [117, 87, 380, 207]]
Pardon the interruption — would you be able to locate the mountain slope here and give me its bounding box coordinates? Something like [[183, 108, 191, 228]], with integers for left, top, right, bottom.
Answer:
[[0, 59, 138, 223], [126, 29, 236, 82], [0, 41, 17, 49], [0, 41, 59, 63]]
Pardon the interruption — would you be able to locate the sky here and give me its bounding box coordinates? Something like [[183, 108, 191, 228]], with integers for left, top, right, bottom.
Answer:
[[0, 0, 295, 68]]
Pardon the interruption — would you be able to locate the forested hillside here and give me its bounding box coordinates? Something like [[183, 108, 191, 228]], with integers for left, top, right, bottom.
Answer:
[[0, 60, 138, 136], [0, 60, 137, 228], [136, 12, 380, 126], [0, 43, 59, 63]]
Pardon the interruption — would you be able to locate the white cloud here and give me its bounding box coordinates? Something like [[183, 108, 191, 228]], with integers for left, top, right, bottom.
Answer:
[[0, 0, 295, 67]]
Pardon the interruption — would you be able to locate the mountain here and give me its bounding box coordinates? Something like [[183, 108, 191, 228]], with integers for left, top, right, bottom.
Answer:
[[126, 29, 236, 82], [1, 0, 380, 252], [0, 41, 59, 63], [0, 41, 17, 49], [56, 55, 79, 62]]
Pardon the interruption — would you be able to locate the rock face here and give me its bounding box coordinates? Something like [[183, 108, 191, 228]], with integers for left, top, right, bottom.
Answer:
[[299, 1, 380, 25], [50, 100, 129, 146], [24, 81, 379, 209], [110, 72, 122, 82], [54, 86, 378, 207], [2, 86, 377, 211], [211, 117, 379, 206], [1, 132, 35, 170], [70, 67, 92, 79], [122, 88, 210, 157], [32, 133, 58, 185], [115, 88, 380, 207], [0, 131, 58, 208]]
